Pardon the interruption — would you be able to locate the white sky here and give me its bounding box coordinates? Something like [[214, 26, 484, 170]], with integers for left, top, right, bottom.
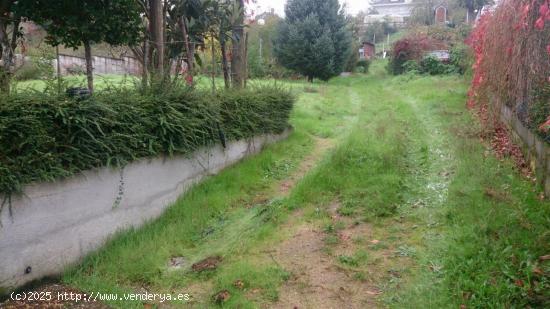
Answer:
[[250, 0, 368, 17]]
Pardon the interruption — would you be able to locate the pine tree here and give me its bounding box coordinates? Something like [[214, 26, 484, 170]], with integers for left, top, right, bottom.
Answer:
[[274, 0, 351, 81]]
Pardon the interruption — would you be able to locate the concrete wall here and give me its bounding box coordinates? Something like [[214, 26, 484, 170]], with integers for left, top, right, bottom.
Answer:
[[500, 105, 550, 196], [54, 54, 142, 76], [0, 130, 290, 291]]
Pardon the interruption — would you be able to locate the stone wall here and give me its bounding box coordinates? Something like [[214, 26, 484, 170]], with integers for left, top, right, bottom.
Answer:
[[0, 130, 291, 292], [500, 105, 550, 196]]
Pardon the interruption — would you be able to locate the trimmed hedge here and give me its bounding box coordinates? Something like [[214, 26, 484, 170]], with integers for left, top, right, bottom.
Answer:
[[0, 86, 294, 196]]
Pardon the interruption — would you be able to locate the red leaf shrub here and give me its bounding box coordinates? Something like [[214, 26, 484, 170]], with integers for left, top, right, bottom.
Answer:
[[387, 34, 446, 75], [467, 0, 550, 142]]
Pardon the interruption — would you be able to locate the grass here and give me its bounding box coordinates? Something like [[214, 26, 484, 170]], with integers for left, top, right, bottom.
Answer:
[[58, 61, 549, 308], [13, 74, 139, 92]]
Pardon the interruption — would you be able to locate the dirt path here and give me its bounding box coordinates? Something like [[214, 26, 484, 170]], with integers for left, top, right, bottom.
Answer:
[[278, 137, 334, 196], [268, 202, 385, 309]]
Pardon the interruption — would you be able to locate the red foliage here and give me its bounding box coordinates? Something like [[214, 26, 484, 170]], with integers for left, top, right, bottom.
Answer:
[[491, 125, 529, 175], [389, 34, 446, 74], [465, 14, 490, 109], [540, 117, 550, 132], [466, 0, 550, 171]]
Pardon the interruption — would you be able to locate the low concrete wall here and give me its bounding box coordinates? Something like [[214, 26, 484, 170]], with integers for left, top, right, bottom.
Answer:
[[0, 130, 290, 291], [500, 105, 550, 196]]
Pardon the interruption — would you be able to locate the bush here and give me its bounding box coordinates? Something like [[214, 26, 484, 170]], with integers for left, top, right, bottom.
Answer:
[[14, 57, 54, 81], [387, 34, 445, 75], [355, 59, 371, 73], [66, 64, 85, 75], [0, 86, 294, 196], [449, 43, 473, 75], [419, 56, 457, 75], [402, 60, 420, 74], [467, 0, 550, 139], [14, 62, 43, 81]]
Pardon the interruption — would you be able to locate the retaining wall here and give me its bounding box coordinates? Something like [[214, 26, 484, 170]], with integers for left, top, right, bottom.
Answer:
[[500, 105, 550, 196], [0, 130, 290, 292]]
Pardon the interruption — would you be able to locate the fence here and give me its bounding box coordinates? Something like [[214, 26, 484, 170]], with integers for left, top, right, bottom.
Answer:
[[54, 53, 142, 76]]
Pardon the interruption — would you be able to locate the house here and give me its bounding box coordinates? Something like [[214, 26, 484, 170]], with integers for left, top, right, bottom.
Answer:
[[434, 4, 448, 24], [359, 42, 376, 60], [366, 0, 454, 25], [366, 0, 417, 23]]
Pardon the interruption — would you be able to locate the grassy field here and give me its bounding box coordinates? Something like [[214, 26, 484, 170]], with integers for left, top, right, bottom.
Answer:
[[12, 73, 308, 93], [18, 61, 548, 308]]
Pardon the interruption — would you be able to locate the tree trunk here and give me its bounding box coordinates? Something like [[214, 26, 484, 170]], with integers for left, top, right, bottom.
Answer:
[[84, 41, 94, 93], [231, 0, 246, 89], [244, 32, 248, 88], [179, 16, 193, 73], [149, 0, 164, 80], [211, 34, 216, 93], [220, 35, 230, 89], [56, 45, 61, 94], [0, 13, 12, 93], [142, 38, 149, 89]]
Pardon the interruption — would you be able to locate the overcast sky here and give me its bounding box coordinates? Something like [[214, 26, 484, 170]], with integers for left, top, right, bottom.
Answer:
[[250, 0, 368, 17]]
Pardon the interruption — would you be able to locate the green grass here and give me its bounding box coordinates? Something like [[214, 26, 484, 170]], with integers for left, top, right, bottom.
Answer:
[[13, 74, 139, 92], [61, 61, 549, 308]]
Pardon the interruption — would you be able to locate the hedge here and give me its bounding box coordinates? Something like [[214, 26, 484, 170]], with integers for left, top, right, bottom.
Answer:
[[0, 86, 294, 198]]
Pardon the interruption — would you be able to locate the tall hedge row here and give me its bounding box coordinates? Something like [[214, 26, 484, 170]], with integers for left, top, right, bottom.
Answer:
[[467, 0, 550, 141], [0, 86, 294, 196]]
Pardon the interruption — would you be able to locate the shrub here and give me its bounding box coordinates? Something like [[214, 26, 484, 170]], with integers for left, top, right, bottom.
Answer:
[[449, 43, 473, 75], [355, 59, 371, 73], [14, 62, 43, 81], [467, 0, 550, 139], [419, 56, 457, 75], [402, 60, 420, 74], [14, 57, 55, 81], [0, 86, 294, 196], [387, 34, 445, 75], [66, 64, 86, 75]]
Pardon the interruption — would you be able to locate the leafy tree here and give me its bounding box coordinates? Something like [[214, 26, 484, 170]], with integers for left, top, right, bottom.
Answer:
[[17, 0, 142, 93], [457, 0, 494, 13], [274, 0, 352, 82], [247, 12, 282, 78], [362, 19, 397, 44]]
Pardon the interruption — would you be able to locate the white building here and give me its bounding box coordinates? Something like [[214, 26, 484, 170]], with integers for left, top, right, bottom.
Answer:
[[366, 0, 418, 23]]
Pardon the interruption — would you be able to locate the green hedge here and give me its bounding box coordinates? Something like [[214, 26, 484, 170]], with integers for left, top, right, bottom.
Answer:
[[0, 86, 294, 196]]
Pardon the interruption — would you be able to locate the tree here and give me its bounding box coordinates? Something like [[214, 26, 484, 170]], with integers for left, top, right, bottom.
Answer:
[[362, 19, 397, 44], [231, 0, 246, 88], [409, 0, 436, 25], [18, 0, 142, 93], [274, 0, 351, 82], [0, 0, 21, 93], [247, 12, 282, 78]]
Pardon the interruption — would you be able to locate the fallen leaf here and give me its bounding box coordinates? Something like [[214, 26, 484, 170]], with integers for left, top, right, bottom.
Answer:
[[213, 290, 231, 303], [233, 279, 245, 289]]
